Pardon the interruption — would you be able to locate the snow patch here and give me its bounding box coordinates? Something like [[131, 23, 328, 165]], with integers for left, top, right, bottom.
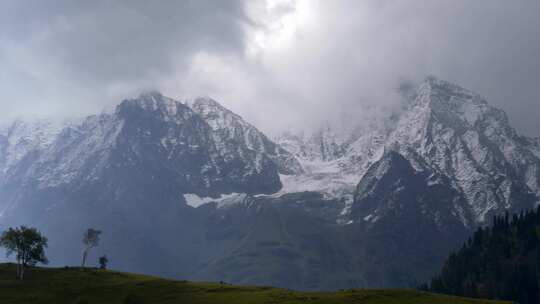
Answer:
[[183, 193, 247, 208], [273, 159, 360, 200], [363, 214, 380, 223]]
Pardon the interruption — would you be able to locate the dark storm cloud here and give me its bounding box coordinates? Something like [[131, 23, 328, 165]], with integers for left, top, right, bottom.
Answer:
[[0, 0, 247, 118], [241, 0, 540, 136], [1, 0, 539, 137], [1, 0, 247, 82]]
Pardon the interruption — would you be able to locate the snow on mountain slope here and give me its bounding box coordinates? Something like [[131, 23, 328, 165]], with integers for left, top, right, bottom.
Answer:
[[274, 118, 390, 205], [2, 78, 538, 225], [352, 150, 473, 227], [0, 119, 72, 175], [183, 192, 247, 208], [273, 160, 357, 201], [0, 92, 301, 204], [384, 77, 540, 222], [32, 113, 124, 188], [276, 124, 348, 162], [275, 77, 540, 224], [528, 137, 540, 159], [187, 97, 303, 175]]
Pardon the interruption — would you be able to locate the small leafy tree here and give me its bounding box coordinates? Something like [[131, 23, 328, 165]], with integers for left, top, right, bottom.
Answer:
[[0, 226, 48, 279], [81, 228, 101, 267], [98, 255, 108, 270]]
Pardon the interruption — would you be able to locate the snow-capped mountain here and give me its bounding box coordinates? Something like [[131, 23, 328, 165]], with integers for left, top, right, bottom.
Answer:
[[187, 96, 303, 176], [1, 77, 539, 290], [0, 92, 308, 286], [277, 76, 540, 225], [264, 77, 540, 287], [0, 92, 301, 199], [383, 77, 539, 223]]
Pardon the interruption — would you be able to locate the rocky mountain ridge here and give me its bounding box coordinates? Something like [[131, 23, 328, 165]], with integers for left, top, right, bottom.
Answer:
[[0, 92, 301, 199], [277, 76, 540, 225], [0, 77, 539, 289]]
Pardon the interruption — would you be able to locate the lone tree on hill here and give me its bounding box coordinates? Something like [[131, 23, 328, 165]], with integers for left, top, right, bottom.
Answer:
[[0, 226, 48, 279], [81, 228, 101, 267]]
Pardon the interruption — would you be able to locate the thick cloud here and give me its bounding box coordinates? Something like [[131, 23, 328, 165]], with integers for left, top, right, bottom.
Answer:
[[0, 0, 247, 119], [1, 0, 539, 136]]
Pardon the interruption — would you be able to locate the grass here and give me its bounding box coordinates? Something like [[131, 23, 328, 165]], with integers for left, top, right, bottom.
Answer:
[[0, 264, 508, 304]]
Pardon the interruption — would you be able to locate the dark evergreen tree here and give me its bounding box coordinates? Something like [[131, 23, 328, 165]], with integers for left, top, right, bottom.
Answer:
[[429, 206, 540, 303]]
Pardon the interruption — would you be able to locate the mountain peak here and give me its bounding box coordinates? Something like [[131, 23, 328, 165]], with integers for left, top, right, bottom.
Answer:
[[422, 75, 466, 91], [416, 76, 485, 107], [132, 90, 175, 106], [186, 96, 303, 175], [399, 76, 498, 132], [385, 77, 540, 223], [187, 96, 239, 121], [192, 95, 220, 105], [117, 92, 191, 122], [186, 96, 250, 133]]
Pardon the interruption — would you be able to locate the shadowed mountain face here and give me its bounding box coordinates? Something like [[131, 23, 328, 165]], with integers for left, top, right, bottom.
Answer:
[[0, 92, 299, 278], [349, 151, 471, 287], [0, 78, 539, 290]]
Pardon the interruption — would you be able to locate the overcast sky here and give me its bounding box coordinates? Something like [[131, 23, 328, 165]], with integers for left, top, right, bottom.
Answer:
[[1, 0, 539, 136]]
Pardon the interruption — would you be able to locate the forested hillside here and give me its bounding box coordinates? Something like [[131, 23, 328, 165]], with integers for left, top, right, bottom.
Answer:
[[429, 208, 540, 303]]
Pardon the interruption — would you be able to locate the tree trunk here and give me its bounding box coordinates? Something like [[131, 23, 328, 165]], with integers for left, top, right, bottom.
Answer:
[[16, 258, 20, 279], [19, 264, 25, 280], [81, 249, 88, 267]]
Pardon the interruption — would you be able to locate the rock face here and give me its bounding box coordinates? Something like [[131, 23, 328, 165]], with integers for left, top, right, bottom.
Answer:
[[0, 92, 298, 278], [0, 92, 296, 200], [348, 151, 472, 287], [0, 77, 539, 290], [188, 96, 303, 176], [385, 77, 539, 223], [278, 77, 540, 225]]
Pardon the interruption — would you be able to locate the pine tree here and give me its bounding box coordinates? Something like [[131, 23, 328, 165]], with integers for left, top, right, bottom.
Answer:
[[428, 207, 540, 303]]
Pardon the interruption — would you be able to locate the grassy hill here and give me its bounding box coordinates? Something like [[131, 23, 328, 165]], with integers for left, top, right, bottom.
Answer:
[[0, 264, 508, 304]]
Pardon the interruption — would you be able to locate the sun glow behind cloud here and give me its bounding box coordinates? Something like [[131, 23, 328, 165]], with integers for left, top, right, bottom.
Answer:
[[1, 1, 540, 136], [246, 0, 314, 58]]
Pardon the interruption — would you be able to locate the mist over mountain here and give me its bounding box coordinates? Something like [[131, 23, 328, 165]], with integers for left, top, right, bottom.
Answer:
[[3, 1, 540, 138], [1, 77, 539, 289]]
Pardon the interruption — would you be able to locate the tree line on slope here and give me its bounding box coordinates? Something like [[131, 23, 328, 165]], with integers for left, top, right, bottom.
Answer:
[[425, 207, 540, 304], [0, 226, 108, 279]]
